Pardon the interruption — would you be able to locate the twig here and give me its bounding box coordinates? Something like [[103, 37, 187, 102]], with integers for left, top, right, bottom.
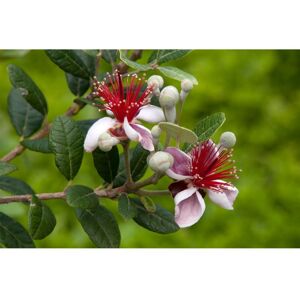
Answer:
[[123, 142, 133, 185], [136, 189, 170, 196]]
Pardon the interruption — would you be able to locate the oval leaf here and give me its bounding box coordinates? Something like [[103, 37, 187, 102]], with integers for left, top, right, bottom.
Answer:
[[101, 50, 118, 64], [119, 50, 152, 71], [184, 112, 226, 152], [132, 198, 179, 234], [159, 122, 198, 144], [0, 162, 17, 176], [148, 50, 192, 64], [92, 147, 119, 183], [76, 205, 121, 248], [118, 193, 137, 220], [28, 195, 56, 240], [49, 116, 84, 180], [65, 73, 90, 96], [0, 176, 34, 195], [0, 212, 35, 248], [7, 64, 48, 115], [158, 66, 198, 85], [21, 137, 52, 154], [8, 88, 44, 138], [45, 50, 93, 79], [66, 185, 98, 209]]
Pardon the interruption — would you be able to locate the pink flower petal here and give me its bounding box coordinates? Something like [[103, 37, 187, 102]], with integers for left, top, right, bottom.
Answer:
[[123, 117, 140, 141], [207, 189, 234, 210], [136, 105, 165, 123], [174, 187, 198, 205], [165, 147, 192, 176], [175, 190, 206, 228], [131, 124, 155, 152], [166, 169, 193, 181], [84, 117, 116, 152]]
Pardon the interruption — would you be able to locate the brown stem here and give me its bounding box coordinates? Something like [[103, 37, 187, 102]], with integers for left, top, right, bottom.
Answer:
[[136, 189, 170, 196]]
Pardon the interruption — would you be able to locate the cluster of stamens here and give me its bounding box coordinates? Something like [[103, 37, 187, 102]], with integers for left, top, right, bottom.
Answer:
[[188, 140, 240, 192], [91, 70, 153, 123]]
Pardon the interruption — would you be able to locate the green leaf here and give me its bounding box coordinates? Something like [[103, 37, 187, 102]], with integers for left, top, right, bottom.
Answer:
[[0, 212, 35, 248], [158, 66, 198, 85], [113, 144, 149, 187], [76, 205, 121, 248], [0, 162, 17, 176], [0, 50, 30, 59], [28, 195, 56, 240], [49, 116, 84, 180], [140, 196, 156, 213], [159, 122, 198, 144], [92, 147, 119, 183], [118, 193, 137, 220], [0, 176, 34, 195], [21, 137, 52, 154], [7, 64, 48, 115], [101, 50, 118, 64], [132, 198, 179, 234], [148, 50, 192, 64], [76, 119, 98, 137], [65, 73, 90, 96], [45, 50, 93, 79], [119, 50, 152, 71], [7, 88, 44, 138], [66, 185, 98, 209], [184, 112, 226, 152]]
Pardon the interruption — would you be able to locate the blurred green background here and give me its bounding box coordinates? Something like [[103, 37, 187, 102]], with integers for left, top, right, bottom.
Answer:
[[0, 50, 299, 247]]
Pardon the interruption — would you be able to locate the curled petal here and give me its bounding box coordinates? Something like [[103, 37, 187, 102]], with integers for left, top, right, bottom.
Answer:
[[165, 147, 192, 176], [130, 123, 155, 152], [175, 190, 206, 228], [166, 169, 193, 181], [207, 185, 238, 210], [174, 187, 198, 205], [123, 117, 140, 141], [136, 105, 165, 123], [84, 117, 116, 152]]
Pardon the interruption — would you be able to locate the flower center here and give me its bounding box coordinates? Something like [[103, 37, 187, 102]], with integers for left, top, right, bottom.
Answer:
[[92, 71, 153, 123], [189, 140, 239, 192]]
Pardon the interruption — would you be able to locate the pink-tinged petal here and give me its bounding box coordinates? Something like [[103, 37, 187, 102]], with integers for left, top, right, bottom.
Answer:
[[207, 189, 235, 210], [84, 117, 116, 152], [131, 124, 155, 152], [106, 110, 114, 117], [168, 181, 188, 197], [166, 169, 193, 181], [223, 185, 239, 205], [136, 105, 165, 123], [175, 190, 206, 228], [165, 147, 192, 176], [174, 186, 198, 205], [123, 117, 140, 141]]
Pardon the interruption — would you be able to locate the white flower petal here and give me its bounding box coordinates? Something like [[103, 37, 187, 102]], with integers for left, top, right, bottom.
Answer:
[[166, 169, 193, 181], [207, 189, 234, 210], [131, 124, 154, 152], [84, 117, 116, 152], [123, 117, 140, 141], [174, 187, 198, 205], [136, 105, 165, 123], [175, 190, 206, 228], [106, 110, 114, 117]]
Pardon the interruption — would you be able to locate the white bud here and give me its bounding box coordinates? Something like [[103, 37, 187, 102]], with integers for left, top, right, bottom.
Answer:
[[148, 151, 174, 173], [181, 79, 193, 92], [159, 86, 179, 108], [147, 75, 164, 89], [98, 132, 119, 152], [220, 131, 236, 148], [151, 125, 162, 139], [164, 106, 176, 123]]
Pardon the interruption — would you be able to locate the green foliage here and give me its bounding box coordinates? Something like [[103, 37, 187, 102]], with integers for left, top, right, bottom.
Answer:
[[21, 137, 52, 153], [8, 88, 44, 138], [0, 162, 17, 176], [0, 212, 35, 248], [118, 193, 137, 220], [92, 147, 119, 183], [0, 176, 34, 195], [66, 185, 98, 209], [7, 64, 48, 115], [76, 205, 121, 248], [148, 50, 191, 64], [101, 50, 118, 64], [158, 66, 198, 85], [28, 195, 56, 240], [65, 73, 90, 97], [49, 116, 84, 180], [132, 198, 179, 234], [119, 50, 151, 71]]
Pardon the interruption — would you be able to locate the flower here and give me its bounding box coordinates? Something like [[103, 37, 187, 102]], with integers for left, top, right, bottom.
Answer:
[[165, 140, 239, 228], [84, 71, 165, 152]]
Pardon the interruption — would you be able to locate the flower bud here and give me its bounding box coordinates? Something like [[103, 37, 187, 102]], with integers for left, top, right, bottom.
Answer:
[[164, 106, 177, 123], [151, 125, 162, 139], [148, 151, 174, 173], [181, 79, 193, 92], [159, 86, 179, 108], [98, 132, 119, 152], [147, 75, 164, 89], [220, 131, 236, 148]]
